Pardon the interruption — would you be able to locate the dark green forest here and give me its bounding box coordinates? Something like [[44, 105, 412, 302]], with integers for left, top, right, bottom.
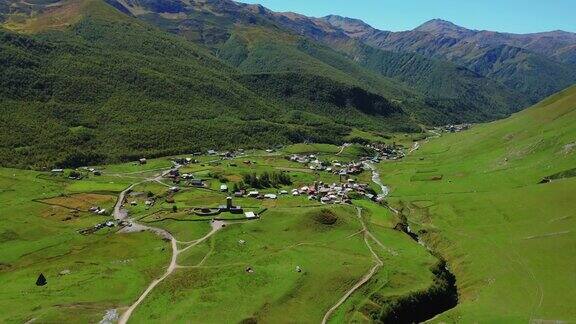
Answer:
[[0, 2, 416, 169]]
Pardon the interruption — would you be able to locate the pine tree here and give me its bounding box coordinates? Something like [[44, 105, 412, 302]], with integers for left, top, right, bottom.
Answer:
[[260, 172, 271, 188], [36, 273, 47, 286]]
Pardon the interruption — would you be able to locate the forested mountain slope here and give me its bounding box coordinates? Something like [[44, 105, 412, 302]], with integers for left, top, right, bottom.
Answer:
[[98, 0, 533, 123], [0, 0, 412, 169], [321, 16, 576, 103], [1, 0, 573, 169]]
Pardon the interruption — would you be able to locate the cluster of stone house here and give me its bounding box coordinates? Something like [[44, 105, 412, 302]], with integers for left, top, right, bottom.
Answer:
[[162, 169, 205, 188], [50, 167, 101, 179], [291, 180, 372, 204], [78, 217, 124, 235], [230, 190, 280, 200], [80, 167, 102, 176], [205, 149, 246, 159], [171, 157, 199, 165], [365, 143, 405, 160], [287, 154, 365, 176], [440, 124, 471, 133]]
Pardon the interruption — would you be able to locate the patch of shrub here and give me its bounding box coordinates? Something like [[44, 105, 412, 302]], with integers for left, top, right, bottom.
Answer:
[[209, 172, 229, 183], [239, 318, 257, 324], [347, 192, 364, 200], [314, 209, 338, 225], [348, 136, 371, 145], [241, 171, 291, 189]]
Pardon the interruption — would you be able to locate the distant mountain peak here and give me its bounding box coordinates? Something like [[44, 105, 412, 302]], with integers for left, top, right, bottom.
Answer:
[[319, 14, 376, 37], [323, 15, 368, 25], [244, 3, 271, 15], [415, 19, 471, 34], [417, 18, 457, 27]]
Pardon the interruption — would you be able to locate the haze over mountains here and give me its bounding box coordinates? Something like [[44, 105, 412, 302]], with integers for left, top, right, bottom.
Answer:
[[1, 0, 575, 168]]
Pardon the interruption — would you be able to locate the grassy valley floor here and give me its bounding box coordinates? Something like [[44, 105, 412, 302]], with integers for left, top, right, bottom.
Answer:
[[1, 85, 575, 322], [0, 144, 440, 323]]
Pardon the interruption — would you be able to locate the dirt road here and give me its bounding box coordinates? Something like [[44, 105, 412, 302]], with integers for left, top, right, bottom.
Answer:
[[118, 220, 225, 324], [113, 166, 180, 222], [111, 165, 230, 324], [321, 207, 385, 324], [336, 143, 350, 156], [408, 141, 420, 153]]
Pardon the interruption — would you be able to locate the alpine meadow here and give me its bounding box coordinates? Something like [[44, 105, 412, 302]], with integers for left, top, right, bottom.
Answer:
[[0, 0, 575, 323]]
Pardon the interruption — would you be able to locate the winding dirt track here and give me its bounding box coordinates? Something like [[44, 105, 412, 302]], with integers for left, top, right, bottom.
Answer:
[[335, 143, 350, 156], [110, 165, 229, 324], [322, 152, 414, 323], [114, 145, 423, 323], [321, 207, 385, 324], [408, 141, 420, 153], [118, 220, 225, 324], [113, 166, 179, 223], [118, 237, 178, 324]]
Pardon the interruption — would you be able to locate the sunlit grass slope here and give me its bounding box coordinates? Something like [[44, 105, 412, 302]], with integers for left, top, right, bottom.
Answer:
[[379, 85, 576, 322], [0, 168, 171, 323]]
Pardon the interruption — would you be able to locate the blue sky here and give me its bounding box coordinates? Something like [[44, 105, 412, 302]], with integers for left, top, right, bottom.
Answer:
[[238, 0, 576, 33]]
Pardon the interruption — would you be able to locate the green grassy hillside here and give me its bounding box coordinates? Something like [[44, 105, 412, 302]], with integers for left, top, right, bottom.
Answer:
[[378, 85, 576, 322], [241, 21, 532, 124], [467, 44, 576, 103], [0, 167, 171, 323], [0, 146, 440, 323]]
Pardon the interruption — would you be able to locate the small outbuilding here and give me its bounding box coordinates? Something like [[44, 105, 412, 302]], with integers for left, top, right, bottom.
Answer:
[[190, 179, 204, 187], [245, 211, 257, 219]]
